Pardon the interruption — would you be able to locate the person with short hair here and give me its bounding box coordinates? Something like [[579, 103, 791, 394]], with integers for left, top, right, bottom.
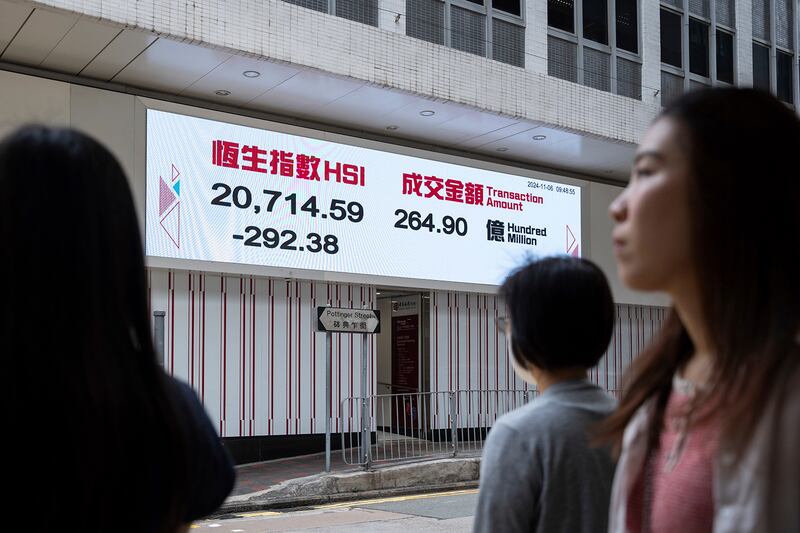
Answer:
[[473, 256, 617, 533]]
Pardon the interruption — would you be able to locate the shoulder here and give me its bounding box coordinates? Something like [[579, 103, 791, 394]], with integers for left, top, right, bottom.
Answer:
[[164, 375, 211, 424], [484, 398, 570, 458], [495, 395, 565, 429], [502, 385, 616, 432]]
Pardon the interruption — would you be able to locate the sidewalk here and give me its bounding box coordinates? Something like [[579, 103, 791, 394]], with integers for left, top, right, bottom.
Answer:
[[222, 451, 481, 515], [231, 450, 360, 497]]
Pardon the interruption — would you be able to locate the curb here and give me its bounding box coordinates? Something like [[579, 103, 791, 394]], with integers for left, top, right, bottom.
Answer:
[[214, 456, 481, 517], [213, 480, 479, 516]]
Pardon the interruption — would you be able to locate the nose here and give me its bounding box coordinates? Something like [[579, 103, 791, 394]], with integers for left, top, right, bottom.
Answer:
[[609, 188, 628, 223]]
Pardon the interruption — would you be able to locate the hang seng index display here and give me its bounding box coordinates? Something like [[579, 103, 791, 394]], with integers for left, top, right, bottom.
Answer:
[[145, 110, 582, 286]]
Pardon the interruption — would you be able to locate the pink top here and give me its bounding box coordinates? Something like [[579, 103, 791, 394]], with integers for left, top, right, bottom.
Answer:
[[627, 384, 720, 533]]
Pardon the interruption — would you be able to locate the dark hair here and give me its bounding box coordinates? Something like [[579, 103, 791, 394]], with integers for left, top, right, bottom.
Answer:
[[500, 256, 615, 372], [0, 127, 191, 532], [601, 88, 800, 456]]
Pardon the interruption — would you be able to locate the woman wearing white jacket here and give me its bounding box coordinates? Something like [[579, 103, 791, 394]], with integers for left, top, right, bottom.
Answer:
[[604, 88, 799, 533]]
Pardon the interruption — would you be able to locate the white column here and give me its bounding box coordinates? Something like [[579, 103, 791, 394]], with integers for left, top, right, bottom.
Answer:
[[734, 0, 754, 86], [525, 0, 548, 74], [641, 0, 664, 105]]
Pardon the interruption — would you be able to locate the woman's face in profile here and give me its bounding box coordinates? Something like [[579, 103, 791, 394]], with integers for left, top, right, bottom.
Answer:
[[609, 117, 694, 295]]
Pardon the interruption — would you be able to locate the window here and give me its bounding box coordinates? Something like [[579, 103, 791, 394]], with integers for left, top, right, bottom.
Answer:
[[494, 0, 521, 16], [406, 0, 445, 45], [775, 0, 793, 49], [752, 42, 771, 91], [716, 30, 734, 84], [548, 36, 578, 82], [452, 6, 486, 56], [616, 0, 638, 53], [689, 18, 710, 76], [548, 0, 575, 33], [405, 0, 525, 67], [716, 0, 734, 26], [750, 0, 798, 105], [583, 0, 608, 45], [753, 0, 770, 41], [776, 51, 794, 103], [547, 0, 642, 99], [660, 1, 738, 106], [661, 9, 682, 68], [284, 0, 379, 26]]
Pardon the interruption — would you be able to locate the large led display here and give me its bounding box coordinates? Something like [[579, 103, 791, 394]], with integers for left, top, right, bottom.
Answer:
[[146, 109, 581, 286]]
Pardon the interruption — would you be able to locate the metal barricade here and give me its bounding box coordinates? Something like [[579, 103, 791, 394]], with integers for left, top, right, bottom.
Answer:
[[339, 389, 539, 468]]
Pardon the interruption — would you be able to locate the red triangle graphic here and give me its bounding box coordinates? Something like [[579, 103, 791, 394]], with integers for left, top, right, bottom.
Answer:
[[160, 202, 180, 249], [159, 177, 177, 216], [171, 164, 180, 182]]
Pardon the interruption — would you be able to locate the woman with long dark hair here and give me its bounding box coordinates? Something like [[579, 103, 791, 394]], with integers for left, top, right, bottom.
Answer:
[[605, 88, 799, 532], [0, 127, 234, 532]]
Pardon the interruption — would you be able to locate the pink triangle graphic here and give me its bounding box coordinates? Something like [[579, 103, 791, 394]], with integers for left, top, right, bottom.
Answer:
[[171, 164, 180, 182], [160, 202, 180, 249], [159, 177, 177, 216], [566, 225, 576, 253], [570, 244, 580, 257]]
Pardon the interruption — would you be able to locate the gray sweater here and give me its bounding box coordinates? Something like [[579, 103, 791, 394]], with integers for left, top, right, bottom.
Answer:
[[473, 380, 616, 533]]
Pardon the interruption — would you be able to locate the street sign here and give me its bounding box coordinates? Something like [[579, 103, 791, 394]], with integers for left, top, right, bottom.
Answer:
[[317, 307, 381, 334]]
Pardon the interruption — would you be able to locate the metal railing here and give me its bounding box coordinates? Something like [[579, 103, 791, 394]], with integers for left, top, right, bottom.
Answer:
[[339, 389, 540, 468]]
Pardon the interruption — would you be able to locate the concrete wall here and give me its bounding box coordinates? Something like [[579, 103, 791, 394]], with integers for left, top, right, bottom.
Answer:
[[30, 0, 661, 145]]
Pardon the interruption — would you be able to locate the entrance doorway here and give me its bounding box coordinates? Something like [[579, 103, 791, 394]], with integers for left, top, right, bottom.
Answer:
[[374, 289, 431, 435]]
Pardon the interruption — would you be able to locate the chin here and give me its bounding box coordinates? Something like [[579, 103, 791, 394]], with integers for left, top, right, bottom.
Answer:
[[618, 266, 663, 292]]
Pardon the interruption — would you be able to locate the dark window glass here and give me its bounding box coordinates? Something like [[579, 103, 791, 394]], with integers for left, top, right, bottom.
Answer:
[[776, 51, 794, 103], [661, 9, 682, 68], [548, 0, 575, 33], [493, 0, 521, 16], [753, 43, 769, 91], [616, 0, 638, 53], [752, 42, 770, 91], [583, 0, 608, 44], [716, 30, 734, 83], [466, 0, 483, 5], [689, 18, 709, 77]]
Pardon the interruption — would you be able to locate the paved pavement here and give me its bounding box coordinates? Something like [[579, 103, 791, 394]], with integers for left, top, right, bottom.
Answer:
[[195, 489, 478, 532], [231, 451, 358, 497]]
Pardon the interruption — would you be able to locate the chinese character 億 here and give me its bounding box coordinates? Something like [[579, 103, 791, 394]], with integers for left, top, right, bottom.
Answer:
[[487, 219, 505, 242]]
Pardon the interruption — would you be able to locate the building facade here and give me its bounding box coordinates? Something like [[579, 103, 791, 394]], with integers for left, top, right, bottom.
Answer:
[[1, 0, 796, 462]]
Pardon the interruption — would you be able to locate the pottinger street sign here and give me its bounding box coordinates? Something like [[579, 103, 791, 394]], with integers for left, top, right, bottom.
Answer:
[[316, 307, 381, 334]]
